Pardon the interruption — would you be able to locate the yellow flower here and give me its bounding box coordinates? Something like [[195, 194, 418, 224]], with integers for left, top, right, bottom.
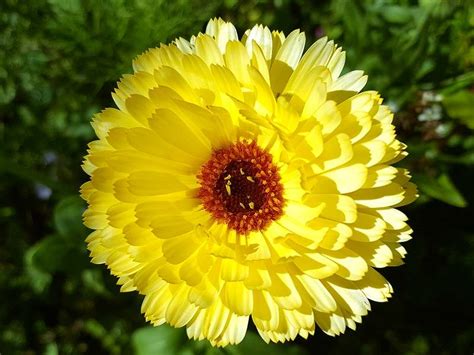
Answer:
[[81, 18, 417, 346]]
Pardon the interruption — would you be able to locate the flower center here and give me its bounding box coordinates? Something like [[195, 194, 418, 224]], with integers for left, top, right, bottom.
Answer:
[[197, 141, 284, 235], [216, 160, 264, 213]]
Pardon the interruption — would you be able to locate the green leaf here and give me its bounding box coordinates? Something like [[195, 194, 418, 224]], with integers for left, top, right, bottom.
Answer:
[[30, 235, 88, 274], [226, 331, 307, 355], [381, 5, 414, 24], [43, 342, 59, 355], [47, 0, 83, 16], [24, 243, 52, 293], [84, 319, 107, 338], [131, 325, 188, 355], [443, 90, 474, 129], [414, 173, 467, 207], [205, 347, 226, 355], [53, 195, 86, 238], [82, 269, 111, 296], [0, 154, 68, 193]]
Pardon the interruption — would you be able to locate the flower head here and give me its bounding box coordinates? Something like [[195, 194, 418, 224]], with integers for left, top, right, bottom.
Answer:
[[81, 18, 417, 346]]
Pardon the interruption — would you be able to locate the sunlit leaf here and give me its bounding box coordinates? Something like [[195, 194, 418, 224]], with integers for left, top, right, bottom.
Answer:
[[443, 90, 474, 129], [132, 325, 188, 355], [414, 173, 467, 207], [30, 235, 88, 274], [226, 331, 307, 355], [381, 5, 414, 24], [24, 243, 52, 293], [82, 269, 111, 296], [54, 195, 87, 238]]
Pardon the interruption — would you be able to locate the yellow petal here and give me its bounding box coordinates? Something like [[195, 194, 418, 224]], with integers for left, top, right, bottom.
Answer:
[[149, 108, 211, 160], [305, 194, 357, 223], [244, 265, 272, 289], [107, 149, 191, 175], [166, 285, 198, 327], [153, 66, 201, 105], [314, 100, 342, 136], [125, 127, 201, 166], [195, 34, 224, 65], [127, 171, 196, 196], [106, 203, 136, 229], [221, 281, 253, 315], [333, 111, 372, 143], [273, 30, 306, 69], [318, 163, 368, 194], [162, 230, 202, 264], [244, 24, 273, 61], [295, 274, 337, 312], [141, 282, 171, 323], [211, 64, 244, 100], [224, 40, 251, 85], [325, 277, 371, 316], [249, 40, 271, 83], [372, 208, 408, 230], [205, 18, 238, 53], [91, 108, 136, 139], [220, 258, 250, 282], [314, 310, 346, 336], [313, 218, 352, 250], [362, 165, 398, 188], [285, 37, 335, 96], [269, 273, 302, 310], [179, 256, 205, 286], [312, 133, 353, 173], [249, 66, 275, 116], [123, 223, 158, 246], [252, 290, 281, 330], [352, 140, 387, 167], [287, 123, 324, 161], [350, 212, 387, 242], [346, 240, 394, 268], [324, 249, 368, 281], [356, 268, 393, 302], [151, 210, 209, 239], [215, 314, 249, 346], [293, 254, 339, 279], [269, 30, 305, 94], [188, 277, 219, 308], [350, 183, 406, 208], [329, 70, 367, 92]]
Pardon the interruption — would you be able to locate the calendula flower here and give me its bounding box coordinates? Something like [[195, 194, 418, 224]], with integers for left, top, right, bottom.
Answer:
[[81, 18, 417, 346]]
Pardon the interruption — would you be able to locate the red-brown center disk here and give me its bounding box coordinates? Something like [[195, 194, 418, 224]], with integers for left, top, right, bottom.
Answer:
[[197, 141, 285, 235]]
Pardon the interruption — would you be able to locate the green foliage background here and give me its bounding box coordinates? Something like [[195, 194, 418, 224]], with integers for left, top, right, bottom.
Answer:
[[1, 0, 473, 354]]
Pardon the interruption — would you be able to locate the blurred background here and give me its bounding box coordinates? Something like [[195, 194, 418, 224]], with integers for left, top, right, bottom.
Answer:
[[1, 0, 473, 354]]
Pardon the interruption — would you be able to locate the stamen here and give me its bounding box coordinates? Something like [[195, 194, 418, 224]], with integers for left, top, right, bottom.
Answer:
[[197, 141, 285, 235]]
